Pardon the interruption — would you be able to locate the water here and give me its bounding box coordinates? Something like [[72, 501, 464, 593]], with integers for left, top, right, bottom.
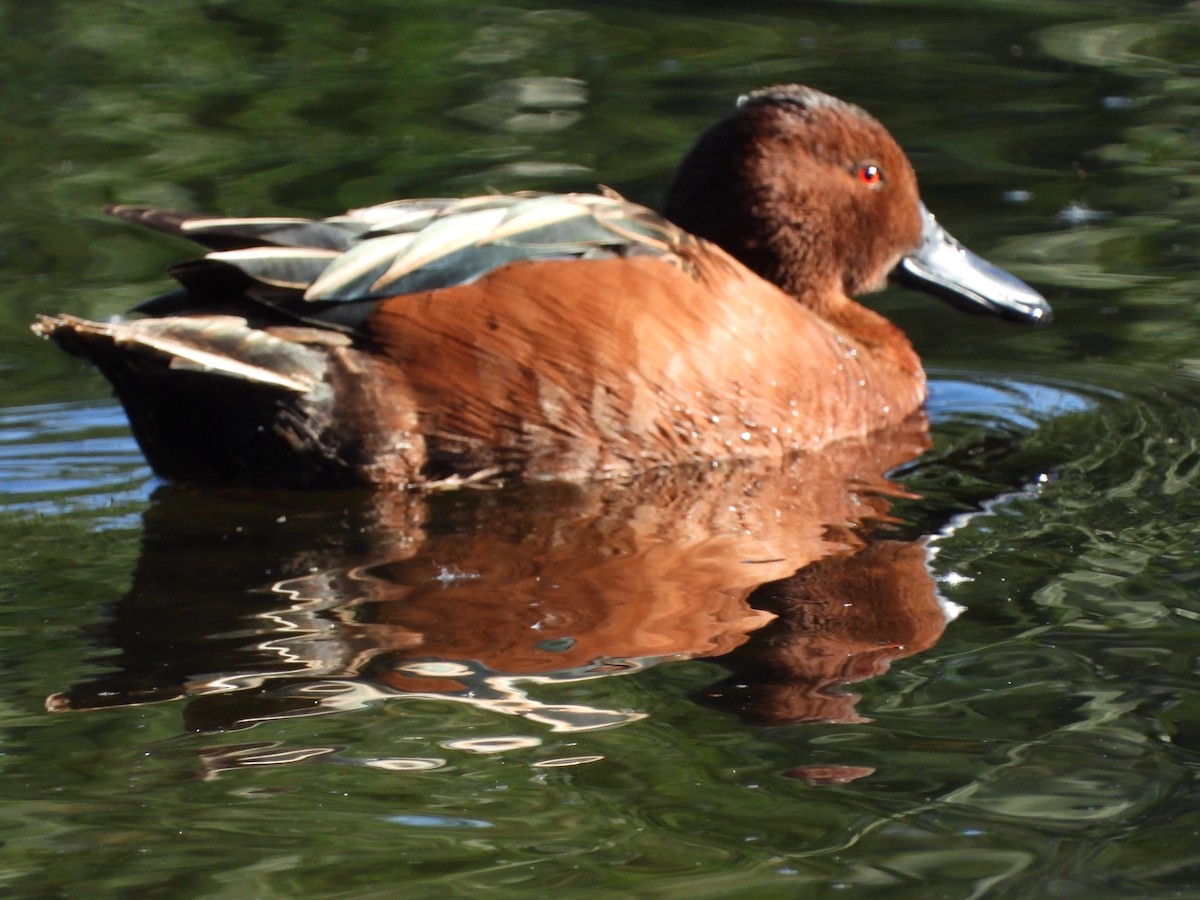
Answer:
[[5, 0, 1200, 896]]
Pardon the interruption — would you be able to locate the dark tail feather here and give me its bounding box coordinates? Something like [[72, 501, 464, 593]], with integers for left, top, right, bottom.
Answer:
[[106, 204, 363, 252], [105, 205, 242, 245], [30, 314, 365, 486]]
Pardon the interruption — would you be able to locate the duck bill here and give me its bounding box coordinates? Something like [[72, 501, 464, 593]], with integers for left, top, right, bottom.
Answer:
[[893, 204, 1052, 324]]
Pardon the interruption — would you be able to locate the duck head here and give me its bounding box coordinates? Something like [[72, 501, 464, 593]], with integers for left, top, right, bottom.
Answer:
[[663, 84, 1050, 324]]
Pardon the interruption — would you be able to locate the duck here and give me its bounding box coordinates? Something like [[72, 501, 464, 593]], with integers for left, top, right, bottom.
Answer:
[[33, 84, 1051, 488]]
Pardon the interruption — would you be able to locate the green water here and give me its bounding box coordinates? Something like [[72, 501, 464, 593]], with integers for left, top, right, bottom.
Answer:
[[5, 0, 1200, 896]]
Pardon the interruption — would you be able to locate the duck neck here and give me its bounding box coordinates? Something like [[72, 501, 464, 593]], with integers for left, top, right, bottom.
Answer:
[[662, 107, 854, 322], [824, 295, 923, 380], [663, 105, 920, 377]]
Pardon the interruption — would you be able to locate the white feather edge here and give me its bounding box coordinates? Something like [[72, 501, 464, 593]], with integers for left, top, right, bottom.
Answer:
[[182, 216, 317, 232], [112, 326, 317, 392], [204, 247, 341, 289], [303, 232, 419, 300], [307, 196, 616, 300], [367, 206, 511, 292]]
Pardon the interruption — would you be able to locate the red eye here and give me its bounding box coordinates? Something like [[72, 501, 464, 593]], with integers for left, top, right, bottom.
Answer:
[[857, 163, 883, 187]]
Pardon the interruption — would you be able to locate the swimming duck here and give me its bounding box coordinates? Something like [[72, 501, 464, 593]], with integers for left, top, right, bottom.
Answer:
[[33, 84, 1050, 488]]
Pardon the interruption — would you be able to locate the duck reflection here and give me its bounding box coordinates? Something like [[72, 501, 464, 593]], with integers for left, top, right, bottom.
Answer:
[[48, 417, 951, 736]]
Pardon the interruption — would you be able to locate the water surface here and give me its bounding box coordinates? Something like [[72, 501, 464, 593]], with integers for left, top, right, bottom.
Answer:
[[4, 1, 1200, 896]]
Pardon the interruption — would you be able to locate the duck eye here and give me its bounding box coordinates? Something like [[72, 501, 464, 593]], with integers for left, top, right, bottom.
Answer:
[[856, 163, 884, 187]]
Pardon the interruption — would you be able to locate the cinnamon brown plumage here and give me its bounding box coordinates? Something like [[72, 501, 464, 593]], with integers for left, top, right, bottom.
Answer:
[[33, 85, 1049, 487]]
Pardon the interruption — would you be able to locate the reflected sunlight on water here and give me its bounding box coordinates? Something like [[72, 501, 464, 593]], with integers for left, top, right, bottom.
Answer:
[[0, 401, 150, 519]]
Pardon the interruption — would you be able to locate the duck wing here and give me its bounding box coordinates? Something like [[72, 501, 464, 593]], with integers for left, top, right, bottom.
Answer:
[[111, 193, 694, 333]]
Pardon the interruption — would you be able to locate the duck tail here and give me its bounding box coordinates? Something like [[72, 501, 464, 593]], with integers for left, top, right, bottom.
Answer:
[[31, 314, 368, 486]]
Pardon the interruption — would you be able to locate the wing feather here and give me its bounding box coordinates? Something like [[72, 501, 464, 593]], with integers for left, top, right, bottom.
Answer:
[[112, 192, 693, 319]]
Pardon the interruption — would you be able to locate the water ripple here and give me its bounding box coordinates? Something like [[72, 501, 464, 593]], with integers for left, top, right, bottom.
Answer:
[[0, 400, 152, 519]]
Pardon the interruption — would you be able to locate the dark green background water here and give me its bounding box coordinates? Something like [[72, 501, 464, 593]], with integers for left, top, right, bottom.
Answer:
[[5, 1, 1200, 896]]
